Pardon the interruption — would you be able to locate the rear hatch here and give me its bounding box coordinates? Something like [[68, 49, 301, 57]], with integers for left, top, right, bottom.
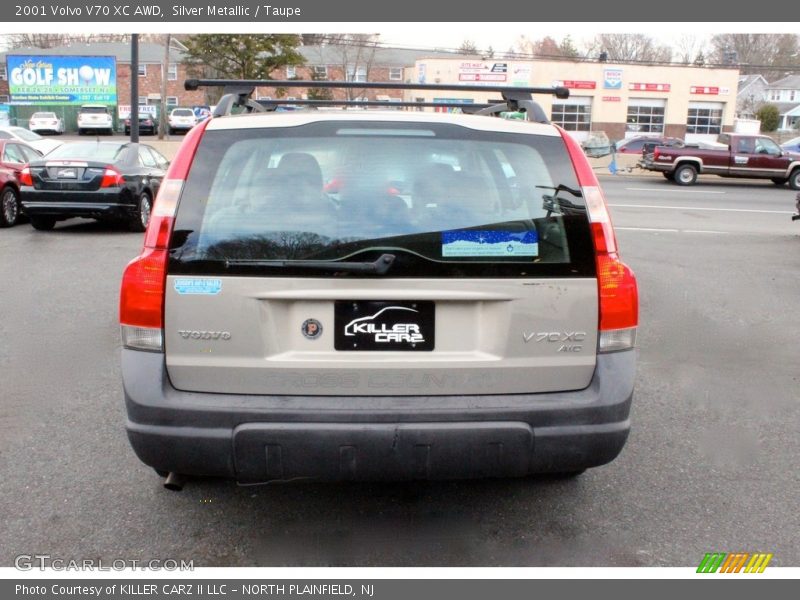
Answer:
[[164, 117, 598, 396]]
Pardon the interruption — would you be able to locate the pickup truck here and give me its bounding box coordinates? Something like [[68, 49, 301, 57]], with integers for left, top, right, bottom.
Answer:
[[640, 133, 800, 189]]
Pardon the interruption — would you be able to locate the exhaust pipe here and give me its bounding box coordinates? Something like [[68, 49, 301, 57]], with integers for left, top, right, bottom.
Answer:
[[163, 472, 186, 491]]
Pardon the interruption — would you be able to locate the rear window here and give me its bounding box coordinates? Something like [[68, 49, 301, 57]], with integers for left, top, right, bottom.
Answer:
[[33, 112, 56, 119], [172, 109, 194, 116], [46, 142, 127, 162], [80, 106, 109, 114], [170, 121, 594, 278]]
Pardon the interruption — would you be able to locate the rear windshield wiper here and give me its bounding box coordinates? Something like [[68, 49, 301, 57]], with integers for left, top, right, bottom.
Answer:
[[225, 253, 396, 274], [536, 183, 582, 196]]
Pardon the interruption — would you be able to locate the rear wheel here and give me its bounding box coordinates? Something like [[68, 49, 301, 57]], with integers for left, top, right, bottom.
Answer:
[[129, 191, 152, 232], [771, 177, 788, 186], [30, 216, 56, 231], [789, 169, 800, 191], [674, 163, 698, 186], [0, 186, 20, 227], [662, 171, 674, 181]]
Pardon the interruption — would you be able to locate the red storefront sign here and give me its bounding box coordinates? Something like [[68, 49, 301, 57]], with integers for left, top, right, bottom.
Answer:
[[559, 80, 597, 90], [690, 86, 720, 95], [602, 96, 621, 102], [629, 83, 671, 92]]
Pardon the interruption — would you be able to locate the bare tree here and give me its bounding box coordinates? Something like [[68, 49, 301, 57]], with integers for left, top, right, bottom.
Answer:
[[710, 33, 799, 78], [674, 34, 710, 65], [308, 34, 381, 101], [514, 35, 581, 59], [584, 34, 673, 63], [457, 39, 479, 55], [3, 33, 128, 48]]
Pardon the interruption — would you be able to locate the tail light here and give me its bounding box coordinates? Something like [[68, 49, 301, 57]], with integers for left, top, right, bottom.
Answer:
[[653, 146, 660, 159], [19, 166, 33, 186], [100, 167, 124, 188], [120, 117, 210, 351], [559, 128, 639, 353]]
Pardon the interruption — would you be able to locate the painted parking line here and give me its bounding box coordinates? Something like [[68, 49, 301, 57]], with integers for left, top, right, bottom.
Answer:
[[616, 227, 729, 234], [608, 203, 792, 215], [625, 187, 727, 194]]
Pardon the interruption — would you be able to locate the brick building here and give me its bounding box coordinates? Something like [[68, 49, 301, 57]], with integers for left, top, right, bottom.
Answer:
[[253, 45, 468, 103]]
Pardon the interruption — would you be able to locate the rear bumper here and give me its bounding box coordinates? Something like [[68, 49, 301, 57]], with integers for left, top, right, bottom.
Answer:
[[122, 349, 636, 482], [639, 160, 670, 172], [22, 189, 132, 219]]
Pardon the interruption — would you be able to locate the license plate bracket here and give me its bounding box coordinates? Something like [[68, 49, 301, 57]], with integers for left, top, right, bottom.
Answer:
[[334, 300, 435, 351]]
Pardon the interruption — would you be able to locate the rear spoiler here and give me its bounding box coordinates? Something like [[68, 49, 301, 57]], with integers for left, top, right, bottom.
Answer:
[[184, 79, 570, 124]]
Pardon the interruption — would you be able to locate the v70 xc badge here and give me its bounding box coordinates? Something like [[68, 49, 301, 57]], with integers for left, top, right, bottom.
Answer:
[[524, 331, 587, 353], [523, 331, 587, 343]]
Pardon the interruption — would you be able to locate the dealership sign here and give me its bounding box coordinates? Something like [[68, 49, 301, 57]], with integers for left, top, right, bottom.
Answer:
[[459, 62, 508, 84], [6, 55, 117, 105]]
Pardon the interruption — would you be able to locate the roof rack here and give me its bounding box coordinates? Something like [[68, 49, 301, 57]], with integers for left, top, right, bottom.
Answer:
[[184, 79, 569, 124], [255, 98, 503, 113]]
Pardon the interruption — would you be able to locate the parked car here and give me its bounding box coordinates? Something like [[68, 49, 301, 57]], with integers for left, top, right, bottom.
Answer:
[[124, 112, 157, 136], [615, 136, 683, 154], [640, 133, 800, 188], [781, 136, 800, 154], [0, 139, 43, 227], [28, 112, 65, 135], [77, 104, 114, 136], [119, 79, 639, 488], [19, 141, 169, 232], [167, 107, 198, 134], [0, 126, 63, 156]]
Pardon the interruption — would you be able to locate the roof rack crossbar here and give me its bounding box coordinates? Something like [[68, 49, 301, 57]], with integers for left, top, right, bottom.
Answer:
[[190, 79, 567, 123], [186, 78, 570, 98]]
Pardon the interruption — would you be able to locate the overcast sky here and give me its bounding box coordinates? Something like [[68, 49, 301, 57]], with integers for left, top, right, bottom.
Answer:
[[379, 23, 797, 54]]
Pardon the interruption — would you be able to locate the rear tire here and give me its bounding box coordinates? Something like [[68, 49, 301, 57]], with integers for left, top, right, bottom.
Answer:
[[662, 171, 674, 181], [674, 163, 698, 186], [0, 186, 21, 227], [789, 169, 800, 191], [771, 177, 788, 186], [128, 191, 152, 232], [30, 216, 56, 231]]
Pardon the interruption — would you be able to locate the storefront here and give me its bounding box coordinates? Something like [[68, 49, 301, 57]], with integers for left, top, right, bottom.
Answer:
[[407, 58, 740, 144]]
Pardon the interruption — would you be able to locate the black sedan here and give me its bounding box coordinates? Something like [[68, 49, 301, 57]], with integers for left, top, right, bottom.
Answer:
[[19, 141, 169, 232], [124, 113, 157, 136]]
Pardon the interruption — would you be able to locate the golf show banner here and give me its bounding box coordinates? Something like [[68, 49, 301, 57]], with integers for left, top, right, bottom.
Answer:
[[6, 55, 117, 105]]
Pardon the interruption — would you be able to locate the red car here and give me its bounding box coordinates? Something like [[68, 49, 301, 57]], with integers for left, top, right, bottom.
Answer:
[[0, 139, 43, 227]]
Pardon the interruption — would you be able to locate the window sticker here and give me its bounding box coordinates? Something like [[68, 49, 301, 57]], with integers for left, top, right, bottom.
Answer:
[[173, 278, 222, 295], [442, 230, 539, 257]]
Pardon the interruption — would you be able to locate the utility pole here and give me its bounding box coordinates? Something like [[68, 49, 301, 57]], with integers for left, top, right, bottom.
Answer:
[[159, 33, 171, 139], [130, 34, 139, 143]]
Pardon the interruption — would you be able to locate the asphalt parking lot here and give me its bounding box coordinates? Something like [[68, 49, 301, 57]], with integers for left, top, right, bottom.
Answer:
[[0, 175, 798, 567]]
